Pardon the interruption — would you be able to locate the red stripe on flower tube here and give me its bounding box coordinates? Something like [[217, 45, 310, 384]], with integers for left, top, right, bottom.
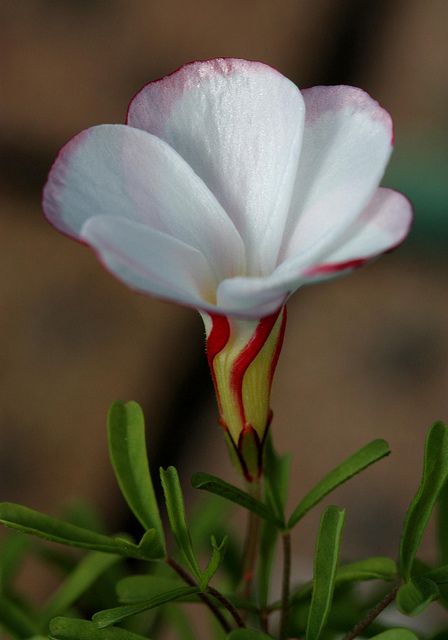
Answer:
[[206, 314, 231, 415], [269, 306, 287, 388], [230, 309, 282, 427], [206, 314, 231, 368]]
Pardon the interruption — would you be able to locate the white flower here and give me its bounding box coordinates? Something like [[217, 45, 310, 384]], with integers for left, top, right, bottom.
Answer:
[[43, 58, 412, 479]]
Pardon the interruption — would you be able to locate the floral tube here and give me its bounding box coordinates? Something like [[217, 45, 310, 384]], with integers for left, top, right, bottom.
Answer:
[[202, 308, 287, 481]]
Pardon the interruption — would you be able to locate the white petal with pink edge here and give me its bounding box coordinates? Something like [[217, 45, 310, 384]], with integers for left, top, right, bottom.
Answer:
[[127, 58, 305, 274], [215, 188, 412, 316], [81, 216, 217, 309], [303, 188, 413, 279], [279, 85, 394, 266], [43, 124, 245, 282]]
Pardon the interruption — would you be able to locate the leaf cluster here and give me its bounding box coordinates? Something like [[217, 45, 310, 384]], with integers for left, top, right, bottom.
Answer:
[[1, 405, 448, 640]]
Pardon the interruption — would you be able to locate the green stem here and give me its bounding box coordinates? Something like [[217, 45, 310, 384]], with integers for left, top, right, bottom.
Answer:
[[343, 585, 399, 640], [167, 557, 232, 633], [242, 479, 262, 599], [278, 531, 291, 640]]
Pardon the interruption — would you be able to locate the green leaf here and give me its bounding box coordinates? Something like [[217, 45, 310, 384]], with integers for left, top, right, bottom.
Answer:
[[108, 401, 165, 548], [334, 556, 397, 584], [191, 473, 280, 526], [49, 616, 149, 640], [0, 503, 140, 557], [426, 564, 448, 584], [438, 479, 448, 564], [164, 605, 198, 640], [117, 575, 184, 603], [291, 556, 397, 604], [288, 439, 390, 528], [137, 529, 165, 560], [306, 506, 346, 640], [227, 630, 273, 639], [40, 551, 120, 624], [370, 630, 419, 640], [0, 533, 28, 594], [400, 422, 448, 580], [0, 594, 39, 638], [437, 480, 448, 609], [93, 586, 199, 627], [160, 467, 201, 581], [200, 535, 227, 590], [264, 435, 290, 526], [397, 577, 439, 616]]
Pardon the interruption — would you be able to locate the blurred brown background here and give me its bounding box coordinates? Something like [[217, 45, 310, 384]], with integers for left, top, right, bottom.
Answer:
[[1, 0, 447, 633]]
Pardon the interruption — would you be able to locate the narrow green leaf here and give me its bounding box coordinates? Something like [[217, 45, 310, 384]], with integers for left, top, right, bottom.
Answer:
[[227, 630, 273, 639], [93, 586, 199, 627], [288, 439, 390, 528], [438, 479, 448, 564], [400, 422, 448, 580], [191, 473, 280, 526], [108, 401, 165, 547], [0, 533, 28, 593], [49, 616, 148, 640], [164, 604, 197, 640], [61, 502, 105, 533], [137, 529, 165, 560], [117, 575, 184, 603], [40, 551, 119, 624], [426, 564, 448, 584], [264, 436, 290, 526], [160, 467, 201, 581], [334, 556, 397, 584], [306, 506, 346, 640], [0, 593, 39, 638], [436, 479, 448, 609], [200, 535, 227, 590], [290, 556, 397, 604], [370, 630, 419, 640], [396, 577, 439, 616], [0, 503, 139, 557]]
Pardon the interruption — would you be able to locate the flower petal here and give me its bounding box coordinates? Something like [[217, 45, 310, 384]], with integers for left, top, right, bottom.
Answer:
[[280, 85, 394, 265], [304, 188, 413, 279], [81, 215, 217, 308], [43, 124, 245, 281], [215, 189, 412, 317], [216, 276, 289, 319], [127, 58, 305, 274]]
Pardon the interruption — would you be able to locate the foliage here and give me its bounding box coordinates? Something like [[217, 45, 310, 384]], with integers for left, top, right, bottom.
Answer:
[[1, 405, 448, 639]]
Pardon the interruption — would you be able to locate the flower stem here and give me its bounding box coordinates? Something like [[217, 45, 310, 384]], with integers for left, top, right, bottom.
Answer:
[[166, 556, 232, 633], [278, 531, 291, 640], [242, 479, 262, 599], [208, 585, 246, 628], [343, 585, 399, 640]]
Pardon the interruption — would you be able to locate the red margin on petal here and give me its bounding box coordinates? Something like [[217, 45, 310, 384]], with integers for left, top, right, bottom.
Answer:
[[125, 57, 288, 125], [307, 258, 368, 275], [230, 309, 282, 427]]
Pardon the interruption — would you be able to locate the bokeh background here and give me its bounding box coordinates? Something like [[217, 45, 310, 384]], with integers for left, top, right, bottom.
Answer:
[[1, 0, 447, 634]]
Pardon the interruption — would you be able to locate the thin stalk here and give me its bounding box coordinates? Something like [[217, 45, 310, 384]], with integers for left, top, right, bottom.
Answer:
[[208, 585, 245, 628], [343, 585, 399, 640], [278, 531, 291, 640], [166, 557, 232, 633], [241, 479, 262, 599]]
